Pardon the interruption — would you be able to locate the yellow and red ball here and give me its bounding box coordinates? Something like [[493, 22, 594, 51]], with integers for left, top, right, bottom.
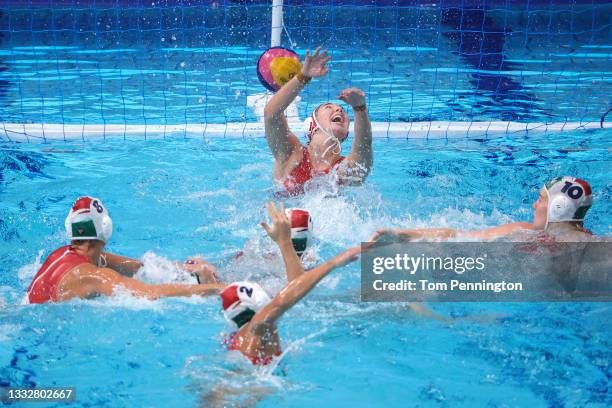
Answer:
[[257, 47, 302, 92]]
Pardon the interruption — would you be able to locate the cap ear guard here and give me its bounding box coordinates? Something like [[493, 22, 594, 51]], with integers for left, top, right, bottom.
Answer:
[[101, 217, 113, 242], [548, 195, 573, 222], [303, 112, 318, 142], [231, 308, 256, 328]]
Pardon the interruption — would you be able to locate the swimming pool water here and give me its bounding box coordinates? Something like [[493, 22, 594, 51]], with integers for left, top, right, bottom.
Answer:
[[1, 1, 611, 406], [0, 2, 611, 128], [1, 132, 610, 406]]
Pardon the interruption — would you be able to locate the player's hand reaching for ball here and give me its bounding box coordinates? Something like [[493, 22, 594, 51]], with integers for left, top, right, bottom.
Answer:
[[302, 47, 331, 78]]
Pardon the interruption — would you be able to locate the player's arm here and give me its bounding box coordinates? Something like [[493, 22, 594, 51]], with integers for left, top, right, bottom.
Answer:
[[260, 202, 304, 283], [250, 246, 360, 327], [460, 222, 535, 240], [338, 88, 372, 182], [369, 222, 534, 242], [104, 252, 219, 284], [102, 252, 143, 277], [56, 264, 224, 301], [369, 228, 457, 242], [263, 47, 331, 164]]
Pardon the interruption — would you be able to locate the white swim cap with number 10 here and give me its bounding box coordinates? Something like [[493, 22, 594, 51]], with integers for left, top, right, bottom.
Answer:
[[544, 176, 592, 228]]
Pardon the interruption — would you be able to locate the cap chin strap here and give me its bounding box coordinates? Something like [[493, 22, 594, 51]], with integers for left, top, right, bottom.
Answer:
[[310, 110, 342, 158], [98, 253, 108, 268]]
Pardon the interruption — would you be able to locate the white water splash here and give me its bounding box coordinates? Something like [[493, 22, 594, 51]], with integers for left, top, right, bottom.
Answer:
[[137, 251, 198, 284], [181, 328, 321, 407], [261, 327, 328, 376], [17, 249, 44, 287], [220, 236, 292, 296], [290, 180, 394, 246], [293, 181, 521, 247], [185, 188, 237, 200]]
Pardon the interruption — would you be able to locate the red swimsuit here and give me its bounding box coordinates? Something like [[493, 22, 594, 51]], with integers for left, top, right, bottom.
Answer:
[[226, 332, 282, 366], [282, 147, 345, 196], [26, 246, 89, 304]]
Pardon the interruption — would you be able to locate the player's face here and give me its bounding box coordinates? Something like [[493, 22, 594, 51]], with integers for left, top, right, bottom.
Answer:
[[533, 188, 548, 228], [316, 103, 349, 141]]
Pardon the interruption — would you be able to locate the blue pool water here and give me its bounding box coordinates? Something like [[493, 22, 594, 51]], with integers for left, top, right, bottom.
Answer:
[[0, 2, 611, 128], [1, 1, 612, 407], [1, 133, 611, 406]]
